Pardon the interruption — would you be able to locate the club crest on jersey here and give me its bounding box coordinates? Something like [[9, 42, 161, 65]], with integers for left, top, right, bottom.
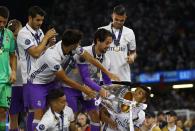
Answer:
[[38, 124, 45, 130], [37, 100, 42, 106], [25, 39, 31, 45]]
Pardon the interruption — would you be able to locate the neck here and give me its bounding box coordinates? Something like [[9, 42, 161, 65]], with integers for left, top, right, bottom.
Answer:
[[95, 45, 101, 56], [168, 123, 175, 128], [28, 22, 37, 31]]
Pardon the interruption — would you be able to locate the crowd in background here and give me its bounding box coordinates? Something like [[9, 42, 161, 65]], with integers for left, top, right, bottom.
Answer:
[[48, 0, 195, 73], [47, 0, 195, 112]]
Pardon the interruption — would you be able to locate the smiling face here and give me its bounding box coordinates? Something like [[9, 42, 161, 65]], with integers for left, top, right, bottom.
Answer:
[[96, 36, 112, 54]]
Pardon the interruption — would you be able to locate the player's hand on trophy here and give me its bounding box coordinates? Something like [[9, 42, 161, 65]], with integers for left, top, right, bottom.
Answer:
[[99, 88, 109, 98], [108, 72, 120, 81], [82, 85, 97, 98]]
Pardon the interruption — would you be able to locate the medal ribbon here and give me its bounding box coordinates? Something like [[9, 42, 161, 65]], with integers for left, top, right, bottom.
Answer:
[[111, 25, 123, 46]]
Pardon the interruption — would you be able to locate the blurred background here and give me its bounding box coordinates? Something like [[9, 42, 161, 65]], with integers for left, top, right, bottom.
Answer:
[[3, 0, 195, 129]]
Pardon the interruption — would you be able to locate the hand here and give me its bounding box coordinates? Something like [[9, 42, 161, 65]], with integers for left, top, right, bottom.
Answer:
[[99, 88, 109, 98], [45, 28, 57, 40], [126, 54, 136, 64], [47, 37, 56, 47], [108, 119, 117, 129], [82, 85, 97, 98], [108, 72, 120, 81], [9, 71, 16, 84]]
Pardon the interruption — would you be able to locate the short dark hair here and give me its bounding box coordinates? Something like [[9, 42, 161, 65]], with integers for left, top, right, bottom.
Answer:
[[166, 110, 177, 117], [28, 6, 46, 18], [113, 5, 126, 15], [94, 28, 112, 45], [46, 88, 64, 103], [0, 6, 9, 19], [7, 19, 22, 32], [145, 111, 156, 118], [62, 29, 83, 47]]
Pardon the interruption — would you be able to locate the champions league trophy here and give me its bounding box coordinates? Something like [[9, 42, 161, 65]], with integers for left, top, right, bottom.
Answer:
[[94, 84, 147, 131]]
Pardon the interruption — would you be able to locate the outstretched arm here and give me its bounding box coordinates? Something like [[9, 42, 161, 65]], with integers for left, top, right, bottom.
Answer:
[[55, 69, 96, 98], [80, 51, 120, 81]]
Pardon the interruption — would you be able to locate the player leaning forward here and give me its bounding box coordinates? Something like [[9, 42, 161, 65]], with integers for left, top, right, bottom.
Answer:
[[28, 29, 119, 130]]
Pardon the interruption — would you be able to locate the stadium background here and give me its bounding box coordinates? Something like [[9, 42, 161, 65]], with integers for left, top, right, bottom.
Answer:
[[2, 0, 195, 128]]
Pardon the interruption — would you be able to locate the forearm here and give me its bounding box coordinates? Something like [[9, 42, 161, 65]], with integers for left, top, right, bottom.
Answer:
[[10, 53, 17, 72], [78, 64, 101, 91], [102, 72, 112, 85], [30, 37, 49, 58]]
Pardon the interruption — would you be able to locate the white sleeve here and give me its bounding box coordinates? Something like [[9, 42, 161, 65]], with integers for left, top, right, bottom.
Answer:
[[134, 110, 145, 128], [72, 46, 84, 55], [36, 114, 52, 131], [69, 108, 75, 122], [17, 31, 36, 50], [125, 30, 136, 51]]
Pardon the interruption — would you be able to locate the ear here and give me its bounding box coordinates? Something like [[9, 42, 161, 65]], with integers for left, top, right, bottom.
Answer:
[[124, 15, 127, 20], [28, 16, 32, 22]]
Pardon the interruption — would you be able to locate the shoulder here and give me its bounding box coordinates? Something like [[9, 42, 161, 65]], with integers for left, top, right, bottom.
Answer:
[[99, 24, 111, 31], [4, 28, 14, 38], [123, 26, 134, 35], [83, 45, 93, 55], [176, 127, 183, 131], [161, 127, 168, 131], [64, 106, 73, 113], [152, 126, 161, 131]]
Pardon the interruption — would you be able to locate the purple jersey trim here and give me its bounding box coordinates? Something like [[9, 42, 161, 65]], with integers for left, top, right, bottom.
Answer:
[[102, 72, 112, 85], [78, 64, 101, 92]]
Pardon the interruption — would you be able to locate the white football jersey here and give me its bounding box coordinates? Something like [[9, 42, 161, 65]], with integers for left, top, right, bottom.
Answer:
[[36, 106, 74, 131], [17, 23, 44, 84], [62, 45, 111, 89], [103, 106, 145, 131], [99, 23, 136, 82], [29, 41, 84, 84]]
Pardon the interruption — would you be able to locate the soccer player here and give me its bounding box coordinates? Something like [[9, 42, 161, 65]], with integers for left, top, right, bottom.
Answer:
[[0, 6, 17, 130], [62, 28, 113, 131], [7, 19, 23, 131], [100, 85, 150, 131], [99, 5, 137, 83], [36, 88, 75, 131], [28, 29, 119, 130], [17, 6, 57, 130]]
